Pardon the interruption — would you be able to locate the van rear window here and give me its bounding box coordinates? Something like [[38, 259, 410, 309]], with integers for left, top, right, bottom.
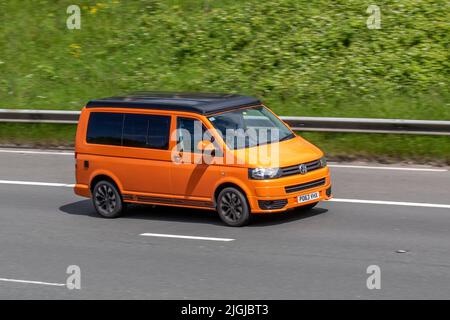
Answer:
[[86, 112, 171, 150], [86, 112, 123, 146]]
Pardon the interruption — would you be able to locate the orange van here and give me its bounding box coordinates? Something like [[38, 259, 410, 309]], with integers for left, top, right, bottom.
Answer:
[[74, 92, 332, 226]]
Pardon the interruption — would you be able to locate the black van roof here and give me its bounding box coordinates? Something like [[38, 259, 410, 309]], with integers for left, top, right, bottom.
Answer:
[[86, 92, 261, 116]]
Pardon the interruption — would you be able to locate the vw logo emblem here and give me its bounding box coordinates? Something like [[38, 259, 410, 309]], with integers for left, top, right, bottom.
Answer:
[[299, 164, 308, 174]]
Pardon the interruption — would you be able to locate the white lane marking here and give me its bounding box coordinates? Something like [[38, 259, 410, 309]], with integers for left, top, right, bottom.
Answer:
[[0, 149, 73, 155], [0, 277, 66, 287], [0, 180, 74, 187], [328, 164, 447, 172], [0, 179, 449, 210], [330, 198, 450, 209], [140, 233, 235, 242]]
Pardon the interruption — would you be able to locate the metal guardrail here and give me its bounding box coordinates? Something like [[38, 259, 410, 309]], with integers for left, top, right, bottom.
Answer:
[[282, 116, 450, 136], [1, 109, 450, 135], [0, 109, 80, 124]]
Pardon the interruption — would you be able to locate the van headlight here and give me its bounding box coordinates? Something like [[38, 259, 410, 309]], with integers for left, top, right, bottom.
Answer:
[[319, 156, 327, 167], [248, 167, 281, 180]]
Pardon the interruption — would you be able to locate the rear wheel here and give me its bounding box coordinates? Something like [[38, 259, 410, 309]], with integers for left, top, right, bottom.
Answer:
[[217, 187, 250, 227], [92, 180, 124, 218]]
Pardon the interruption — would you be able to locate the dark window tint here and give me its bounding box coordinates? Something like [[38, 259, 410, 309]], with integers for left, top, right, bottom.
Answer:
[[86, 112, 123, 146], [123, 114, 170, 150], [122, 114, 148, 148], [176, 118, 207, 153]]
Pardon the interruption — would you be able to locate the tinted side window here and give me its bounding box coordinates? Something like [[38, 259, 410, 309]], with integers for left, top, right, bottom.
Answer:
[[122, 114, 149, 148], [123, 114, 170, 150], [86, 112, 123, 146], [147, 115, 171, 150], [177, 118, 206, 153]]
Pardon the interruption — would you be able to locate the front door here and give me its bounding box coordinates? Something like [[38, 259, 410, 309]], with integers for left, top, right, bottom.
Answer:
[[170, 116, 221, 207]]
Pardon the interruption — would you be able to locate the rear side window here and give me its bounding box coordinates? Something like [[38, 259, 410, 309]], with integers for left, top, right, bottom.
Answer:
[[123, 114, 170, 149], [86, 112, 170, 150], [86, 112, 123, 146]]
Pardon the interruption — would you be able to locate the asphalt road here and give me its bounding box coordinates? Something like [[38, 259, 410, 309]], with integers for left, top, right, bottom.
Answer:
[[0, 149, 449, 299]]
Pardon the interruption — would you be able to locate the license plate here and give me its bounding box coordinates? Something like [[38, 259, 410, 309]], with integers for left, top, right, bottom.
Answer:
[[297, 191, 320, 203]]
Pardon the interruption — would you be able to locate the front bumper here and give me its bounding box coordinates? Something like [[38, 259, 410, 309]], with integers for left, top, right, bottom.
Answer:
[[248, 167, 332, 213]]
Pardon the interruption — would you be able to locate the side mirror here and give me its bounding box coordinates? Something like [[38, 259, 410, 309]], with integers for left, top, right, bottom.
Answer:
[[197, 140, 215, 152]]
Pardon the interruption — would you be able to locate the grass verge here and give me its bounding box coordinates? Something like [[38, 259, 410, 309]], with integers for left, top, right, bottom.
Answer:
[[0, 124, 76, 148]]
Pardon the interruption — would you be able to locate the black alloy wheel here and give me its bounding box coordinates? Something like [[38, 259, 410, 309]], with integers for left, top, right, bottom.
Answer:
[[217, 187, 250, 227], [92, 180, 124, 218]]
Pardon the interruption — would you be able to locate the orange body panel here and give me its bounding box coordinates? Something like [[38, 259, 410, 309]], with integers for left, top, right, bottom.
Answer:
[[74, 105, 332, 214]]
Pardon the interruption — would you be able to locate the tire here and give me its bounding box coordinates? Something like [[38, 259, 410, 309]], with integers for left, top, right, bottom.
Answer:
[[92, 180, 124, 218], [298, 201, 319, 211], [216, 187, 250, 227]]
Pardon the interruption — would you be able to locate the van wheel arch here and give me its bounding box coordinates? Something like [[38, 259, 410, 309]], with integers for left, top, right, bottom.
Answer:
[[90, 175, 121, 194], [214, 183, 249, 209]]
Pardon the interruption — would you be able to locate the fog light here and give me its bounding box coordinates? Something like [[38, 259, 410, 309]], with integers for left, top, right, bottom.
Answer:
[[258, 199, 287, 210]]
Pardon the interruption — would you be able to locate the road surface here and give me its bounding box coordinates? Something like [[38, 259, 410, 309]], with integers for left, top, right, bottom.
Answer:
[[0, 148, 449, 299]]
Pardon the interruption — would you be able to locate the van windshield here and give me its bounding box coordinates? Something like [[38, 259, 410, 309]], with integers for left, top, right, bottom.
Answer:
[[207, 106, 295, 150]]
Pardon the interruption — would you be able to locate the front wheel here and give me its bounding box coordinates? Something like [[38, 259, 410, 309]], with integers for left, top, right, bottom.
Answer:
[[217, 187, 250, 227], [92, 180, 124, 218]]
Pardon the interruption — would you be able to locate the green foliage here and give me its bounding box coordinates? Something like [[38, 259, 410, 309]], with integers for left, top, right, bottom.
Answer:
[[0, 0, 449, 161], [0, 123, 77, 146], [0, 0, 448, 119]]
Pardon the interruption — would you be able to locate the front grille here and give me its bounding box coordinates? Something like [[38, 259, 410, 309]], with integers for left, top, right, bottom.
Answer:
[[285, 178, 326, 194], [280, 159, 322, 177], [258, 199, 288, 210]]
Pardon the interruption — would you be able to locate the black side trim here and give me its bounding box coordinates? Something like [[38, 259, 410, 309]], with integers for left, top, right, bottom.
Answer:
[[123, 194, 214, 208]]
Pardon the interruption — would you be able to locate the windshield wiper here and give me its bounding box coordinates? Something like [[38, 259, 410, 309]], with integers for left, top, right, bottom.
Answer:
[[278, 133, 295, 142]]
